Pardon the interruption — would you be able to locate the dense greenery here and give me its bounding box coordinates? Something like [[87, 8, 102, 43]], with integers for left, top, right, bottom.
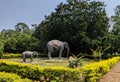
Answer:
[[33, 0, 109, 54], [0, 22, 41, 53], [0, 0, 120, 57], [111, 5, 120, 53]]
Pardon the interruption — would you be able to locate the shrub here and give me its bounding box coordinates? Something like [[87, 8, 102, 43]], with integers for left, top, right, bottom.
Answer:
[[0, 49, 3, 58], [68, 55, 83, 68], [91, 45, 111, 61], [2, 53, 21, 58], [43, 66, 83, 81], [0, 72, 31, 82], [0, 60, 43, 80], [0, 60, 83, 81], [0, 57, 119, 82], [81, 57, 120, 82]]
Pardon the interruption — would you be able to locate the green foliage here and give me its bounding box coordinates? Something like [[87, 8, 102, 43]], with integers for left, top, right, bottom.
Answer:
[[4, 37, 17, 53], [0, 41, 4, 58], [81, 57, 120, 82], [0, 57, 119, 82], [100, 33, 116, 54], [0, 49, 3, 58], [0, 72, 31, 82], [91, 45, 111, 61], [0, 1, 120, 57], [111, 5, 120, 53], [111, 5, 120, 35], [68, 54, 83, 68], [0, 22, 41, 53], [43, 67, 83, 82], [0, 60, 83, 81], [15, 22, 30, 34], [2, 30, 40, 53], [33, 0, 109, 54], [1, 29, 15, 38], [2, 53, 21, 58], [14, 33, 40, 52], [0, 60, 43, 80]]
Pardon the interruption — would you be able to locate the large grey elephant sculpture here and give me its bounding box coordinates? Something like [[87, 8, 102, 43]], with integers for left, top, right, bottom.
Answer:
[[46, 40, 70, 59], [22, 51, 38, 62]]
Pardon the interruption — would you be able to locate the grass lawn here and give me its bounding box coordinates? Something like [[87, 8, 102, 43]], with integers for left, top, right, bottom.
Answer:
[[1, 57, 95, 67]]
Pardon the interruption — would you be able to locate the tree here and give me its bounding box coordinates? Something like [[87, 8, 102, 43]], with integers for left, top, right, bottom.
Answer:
[[14, 33, 40, 53], [0, 22, 41, 53], [111, 5, 120, 35], [111, 5, 120, 53], [1, 29, 15, 38], [15, 22, 30, 34], [4, 37, 17, 53], [33, 0, 109, 54]]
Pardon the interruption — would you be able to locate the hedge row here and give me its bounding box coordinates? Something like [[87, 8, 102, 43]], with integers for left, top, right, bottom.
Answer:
[[0, 57, 119, 81], [81, 57, 120, 82], [2, 53, 21, 58], [0, 60, 83, 81], [0, 72, 31, 82]]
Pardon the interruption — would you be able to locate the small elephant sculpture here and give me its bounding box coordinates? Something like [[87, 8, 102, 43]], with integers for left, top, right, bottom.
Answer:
[[46, 40, 70, 59], [22, 51, 38, 62]]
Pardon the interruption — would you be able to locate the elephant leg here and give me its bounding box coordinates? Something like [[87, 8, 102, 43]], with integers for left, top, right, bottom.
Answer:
[[30, 55, 33, 62], [59, 48, 64, 58], [23, 58, 26, 62], [22, 55, 26, 62], [48, 51, 52, 59], [47, 45, 53, 59]]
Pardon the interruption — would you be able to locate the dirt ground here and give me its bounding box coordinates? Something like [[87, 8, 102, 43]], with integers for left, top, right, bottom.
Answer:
[[99, 61, 120, 82]]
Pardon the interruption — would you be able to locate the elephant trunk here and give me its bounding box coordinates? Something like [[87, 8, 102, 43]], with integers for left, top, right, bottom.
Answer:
[[36, 53, 39, 58]]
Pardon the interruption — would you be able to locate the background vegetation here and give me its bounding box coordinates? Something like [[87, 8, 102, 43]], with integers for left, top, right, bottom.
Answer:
[[0, 0, 120, 57]]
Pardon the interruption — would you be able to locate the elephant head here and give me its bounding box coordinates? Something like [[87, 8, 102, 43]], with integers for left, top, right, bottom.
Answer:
[[33, 51, 39, 57], [63, 42, 70, 57]]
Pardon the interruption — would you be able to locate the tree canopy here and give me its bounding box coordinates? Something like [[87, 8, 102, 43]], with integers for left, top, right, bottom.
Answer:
[[110, 5, 120, 53], [0, 0, 120, 57], [33, 0, 109, 54]]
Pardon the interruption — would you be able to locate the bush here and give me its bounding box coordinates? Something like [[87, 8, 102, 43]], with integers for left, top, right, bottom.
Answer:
[[68, 55, 83, 68], [0, 72, 31, 82], [2, 53, 21, 58], [0, 57, 119, 82], [0, 60, 83, 81], [42, 66, 83, 81], [0, 61, 43, 80], [81, 57, 120, 82], [0, 49, 3, 58]]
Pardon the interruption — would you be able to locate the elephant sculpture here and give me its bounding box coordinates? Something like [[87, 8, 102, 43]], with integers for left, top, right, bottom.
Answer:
[[46, 40, 70, 59], [22, 51, 38, 62]]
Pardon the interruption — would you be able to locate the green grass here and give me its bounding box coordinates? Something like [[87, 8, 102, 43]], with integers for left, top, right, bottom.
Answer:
[[1, 57, 95, 67]]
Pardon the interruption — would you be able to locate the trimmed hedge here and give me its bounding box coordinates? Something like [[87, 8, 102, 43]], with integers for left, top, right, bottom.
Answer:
[[0, 60, 83, 81], [0, 61, 43, 79], [81, 57, 120, 82], [2, 53, 21, 58], [0, 72, 31, 82], [42, 66, 83, 81], [0, 57, 119, 81]]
